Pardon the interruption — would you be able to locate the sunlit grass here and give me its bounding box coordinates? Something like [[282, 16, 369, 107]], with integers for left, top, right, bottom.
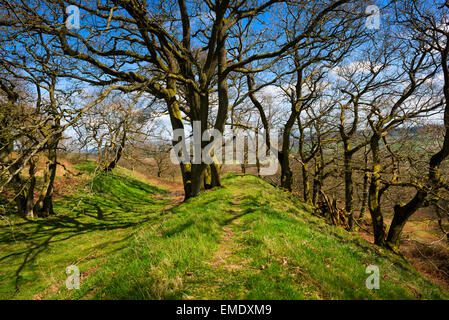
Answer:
[[0, 166, 447, 299], [0, 161, 171, 299]]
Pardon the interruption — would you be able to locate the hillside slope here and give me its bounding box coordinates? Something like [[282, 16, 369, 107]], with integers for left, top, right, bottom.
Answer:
[[0, 164, 447, 299]]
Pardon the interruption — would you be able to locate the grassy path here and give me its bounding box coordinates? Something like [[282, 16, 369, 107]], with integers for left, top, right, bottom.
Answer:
[[1, 166, 448, 299], [183, 196, 258, 299]]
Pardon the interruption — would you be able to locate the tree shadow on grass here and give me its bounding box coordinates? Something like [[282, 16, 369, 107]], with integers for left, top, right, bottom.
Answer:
[[0, 173, 176, 297], [0, 211, 165, 296]]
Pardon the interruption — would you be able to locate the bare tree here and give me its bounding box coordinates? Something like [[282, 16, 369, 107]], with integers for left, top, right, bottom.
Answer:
[[0, 0, 357, 200]]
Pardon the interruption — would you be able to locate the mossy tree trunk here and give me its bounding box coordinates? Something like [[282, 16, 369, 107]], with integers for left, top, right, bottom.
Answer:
[[34, 132, 60, 217], [368, 132, 386, 246]]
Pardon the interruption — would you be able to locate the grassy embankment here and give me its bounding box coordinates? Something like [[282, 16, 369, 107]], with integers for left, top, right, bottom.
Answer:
[[0, 161, 447, 299]]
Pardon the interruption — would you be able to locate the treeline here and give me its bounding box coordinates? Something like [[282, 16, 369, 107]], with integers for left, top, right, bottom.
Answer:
[[0, 0, 449, 252]]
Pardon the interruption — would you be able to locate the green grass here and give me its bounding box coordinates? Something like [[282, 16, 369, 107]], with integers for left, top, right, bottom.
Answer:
[[0, 165, 447, 299], [0, 162, 172, 299]]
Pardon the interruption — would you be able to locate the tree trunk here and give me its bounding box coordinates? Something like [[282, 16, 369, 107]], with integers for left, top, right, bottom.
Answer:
[[104, 130, 126, 172], [204, 165, 211, 189], [34, 131, 60, 217], [190, 163, 206, 197], [209, 21, 229, 188], [312, 153, 323, 206], [279, 151, 292, 191], [386, 191, 426, 252], [164, 76, 193, 201], [359, 171, 369, 219], [368, 133, 386, 245], [16, 158, 37, 218], [280, 113, 296, 191], [210, 161, 221, 187], [343, 146, 354, 230], [181, 163, 192, 200], [302, 163, 312, 204], [359, 148, 369, 219]]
